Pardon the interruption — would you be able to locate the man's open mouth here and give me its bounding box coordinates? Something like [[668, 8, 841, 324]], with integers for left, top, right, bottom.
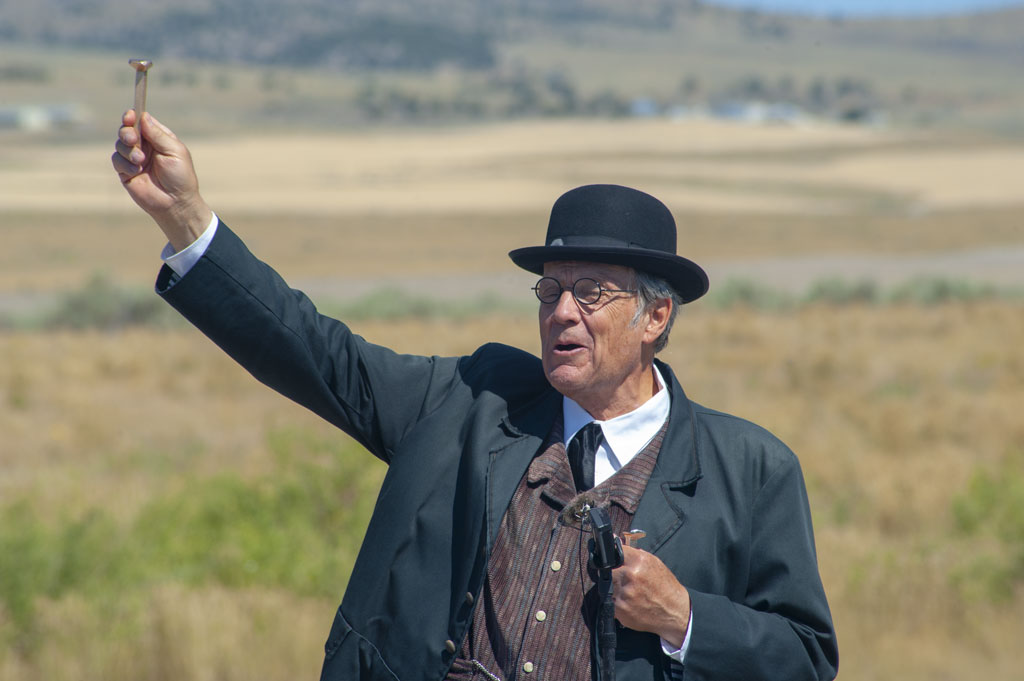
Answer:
[[555, 343, 583, 352]]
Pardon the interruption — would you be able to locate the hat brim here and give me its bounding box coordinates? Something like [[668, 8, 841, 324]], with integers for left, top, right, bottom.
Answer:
[[509, 245, 709, 304]]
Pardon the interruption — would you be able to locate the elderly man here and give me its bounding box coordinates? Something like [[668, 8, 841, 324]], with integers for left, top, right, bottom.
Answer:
[[113, 110, 837, 681]]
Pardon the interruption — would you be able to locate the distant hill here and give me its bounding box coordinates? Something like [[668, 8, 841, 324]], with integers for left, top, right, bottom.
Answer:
[[0, 0, 690, 70], [1, 0, 1021, 70], [2, 0, 1022, 134]]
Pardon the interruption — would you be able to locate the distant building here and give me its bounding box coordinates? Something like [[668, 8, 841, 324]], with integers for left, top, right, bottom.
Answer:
[[629, 97, 660, 118], [709, 100, 809, 124], [0, 104, 89, 132]]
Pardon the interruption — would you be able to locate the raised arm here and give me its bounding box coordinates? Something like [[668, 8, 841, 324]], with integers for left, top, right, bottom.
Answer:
[[110, 110, 468, 462]]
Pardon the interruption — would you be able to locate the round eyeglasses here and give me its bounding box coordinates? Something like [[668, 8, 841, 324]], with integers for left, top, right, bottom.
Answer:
[[532, 277, 637, 305]]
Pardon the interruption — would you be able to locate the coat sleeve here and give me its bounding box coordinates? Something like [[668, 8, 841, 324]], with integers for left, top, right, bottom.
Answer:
[[155, 219, 464, 462], [682, 451, 838, 681]]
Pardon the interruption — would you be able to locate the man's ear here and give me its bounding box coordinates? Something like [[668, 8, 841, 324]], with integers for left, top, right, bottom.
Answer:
[[642, 297, 672, 344]]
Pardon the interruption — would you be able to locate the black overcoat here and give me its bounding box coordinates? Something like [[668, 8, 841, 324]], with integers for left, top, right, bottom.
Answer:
[[157, 221, 838, 681]]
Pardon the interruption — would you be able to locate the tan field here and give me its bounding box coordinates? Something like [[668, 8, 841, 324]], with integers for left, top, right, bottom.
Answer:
[[5, 119, 1024, 219], [2, 116, 1023, 680], [2, 118, 1023, 295]]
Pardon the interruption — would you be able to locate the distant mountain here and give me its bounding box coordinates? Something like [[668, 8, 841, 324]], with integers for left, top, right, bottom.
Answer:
[[2, 0, 1019, 70], [0, 0, 699, 70], [808, 8, 1024, 58]]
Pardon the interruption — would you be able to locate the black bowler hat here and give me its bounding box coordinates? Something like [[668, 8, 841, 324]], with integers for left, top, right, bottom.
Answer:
[[509, 184, 709, 303]]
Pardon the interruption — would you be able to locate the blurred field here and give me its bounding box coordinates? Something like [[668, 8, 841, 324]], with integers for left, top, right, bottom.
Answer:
[[2, 113, 1024, 681], [2, 304, 1023, 681], [2, 118, 1023, 296], [5, 118, 1024, 219]]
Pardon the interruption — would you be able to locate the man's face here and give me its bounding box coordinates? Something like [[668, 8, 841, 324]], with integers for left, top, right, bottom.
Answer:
[[539, 261, 653, 415]]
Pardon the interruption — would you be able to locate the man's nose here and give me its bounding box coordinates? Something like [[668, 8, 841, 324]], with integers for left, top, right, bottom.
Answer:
[[551, 289, 582, 323]]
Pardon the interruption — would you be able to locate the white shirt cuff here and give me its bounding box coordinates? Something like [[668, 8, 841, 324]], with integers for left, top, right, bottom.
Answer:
[[161, 212, 219, 277], [660, 610, 693, 664]]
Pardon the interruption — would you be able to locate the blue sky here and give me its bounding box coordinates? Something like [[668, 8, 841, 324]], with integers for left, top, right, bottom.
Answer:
[[706, 0, 1024, 16]]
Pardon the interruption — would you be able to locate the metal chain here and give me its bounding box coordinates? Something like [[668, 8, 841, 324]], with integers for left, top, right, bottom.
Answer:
[[470, 659, 502, 681]]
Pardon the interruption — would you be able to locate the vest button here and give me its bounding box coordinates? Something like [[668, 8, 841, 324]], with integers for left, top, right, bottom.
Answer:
[[465, 591, 474, 606], [444, 639, 456, 654], [523, 661, 535, 673]]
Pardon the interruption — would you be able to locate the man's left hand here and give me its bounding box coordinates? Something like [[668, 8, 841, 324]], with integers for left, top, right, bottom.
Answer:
[[612, 545, 691, 649]]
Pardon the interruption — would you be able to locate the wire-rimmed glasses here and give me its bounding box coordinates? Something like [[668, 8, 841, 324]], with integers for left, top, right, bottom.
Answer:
[[532, 277, 637, 305]]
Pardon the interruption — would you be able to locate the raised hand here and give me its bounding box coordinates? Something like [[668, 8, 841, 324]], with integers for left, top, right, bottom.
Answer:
[[112, 110, 213, 252]]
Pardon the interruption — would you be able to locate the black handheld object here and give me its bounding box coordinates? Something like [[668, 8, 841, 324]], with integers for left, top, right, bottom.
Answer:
[[588, 506, 622, 681], [588, 506, 624, 570]]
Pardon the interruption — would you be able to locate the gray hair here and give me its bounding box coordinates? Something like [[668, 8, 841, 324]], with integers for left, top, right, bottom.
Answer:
[[631, 270, 683, 353]]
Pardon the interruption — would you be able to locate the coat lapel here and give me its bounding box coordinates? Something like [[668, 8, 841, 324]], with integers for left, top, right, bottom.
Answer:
[[485, 388, 562, 551], [632, 360, 703, 554]]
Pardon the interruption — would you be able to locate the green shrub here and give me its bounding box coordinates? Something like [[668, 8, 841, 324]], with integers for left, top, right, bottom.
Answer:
[[887, 277, 1012, 305], [704, 278, 794, 310], [804, 278, 879, 305], [0, 429, 383, 648], [0, 273, 182, 331], [4, 275, 1020, 333], [0, 503, 52, 636], [952, 452, 1024, 601], [701, 277, 1023, 311], [0, 504, 129, 651], [40, 273, 180, 330], [325, 288, 532, 321]]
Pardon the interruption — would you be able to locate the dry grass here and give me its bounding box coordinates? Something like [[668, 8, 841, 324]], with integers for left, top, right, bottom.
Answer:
[[0, 585, 329, 681], [0, 326, 321, 521], [2, 301, 1023, 680], [3, 205, 1021, 296], [2, 117, 1022, 295], [5, 119, 1024, 219], [661, 302, 1024, 681], [3, 116, 1024, 680]]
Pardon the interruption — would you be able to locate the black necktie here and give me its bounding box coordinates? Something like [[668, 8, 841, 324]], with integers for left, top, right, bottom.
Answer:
[[567, 422, 604, 493]]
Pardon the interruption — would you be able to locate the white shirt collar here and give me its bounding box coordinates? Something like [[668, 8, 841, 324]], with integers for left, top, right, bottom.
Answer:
[[562, 364, 671, 486]]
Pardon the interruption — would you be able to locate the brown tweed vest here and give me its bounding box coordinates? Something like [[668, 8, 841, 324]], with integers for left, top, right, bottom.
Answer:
[[448, 415, 668, 681]]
